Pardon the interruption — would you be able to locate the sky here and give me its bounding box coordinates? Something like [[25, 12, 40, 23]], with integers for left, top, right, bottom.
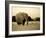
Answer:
[[11, 4, 40, 19]]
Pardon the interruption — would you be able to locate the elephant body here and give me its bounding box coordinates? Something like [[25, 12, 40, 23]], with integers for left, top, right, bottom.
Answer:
[[16, 12, 28, 25]]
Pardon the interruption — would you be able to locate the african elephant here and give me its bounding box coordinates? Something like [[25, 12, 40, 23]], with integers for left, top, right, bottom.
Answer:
[[16, 12, 28, 25]]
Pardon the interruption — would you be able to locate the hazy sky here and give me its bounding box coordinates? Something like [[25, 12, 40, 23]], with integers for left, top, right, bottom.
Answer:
[[11, 5, 40, 18]]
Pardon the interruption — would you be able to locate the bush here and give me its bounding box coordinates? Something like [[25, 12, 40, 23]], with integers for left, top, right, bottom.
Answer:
[[28, 16, 34, 21], [12, 16, 16, 22], [35, 17, 40, 21]]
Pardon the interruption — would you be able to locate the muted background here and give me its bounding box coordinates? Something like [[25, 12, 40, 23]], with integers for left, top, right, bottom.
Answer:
[[12, 6, 40, 31], [0, 0, 46, 38]]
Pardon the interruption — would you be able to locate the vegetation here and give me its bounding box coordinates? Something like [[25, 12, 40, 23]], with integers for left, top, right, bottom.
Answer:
[[12, 16, 40, 22], [35, 17, 40, 21], [12, 16, 16, 22], [28, 16, 34, 21]]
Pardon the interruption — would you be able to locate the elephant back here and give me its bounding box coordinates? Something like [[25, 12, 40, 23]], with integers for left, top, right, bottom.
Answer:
[[16, 13, 28, 20]]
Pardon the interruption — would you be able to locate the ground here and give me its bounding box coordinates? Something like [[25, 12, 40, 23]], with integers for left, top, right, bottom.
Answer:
[[12, 21, 40, 31]]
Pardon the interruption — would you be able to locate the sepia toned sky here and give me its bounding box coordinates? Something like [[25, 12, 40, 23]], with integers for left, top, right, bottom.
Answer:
[[11, 4, 40, 19]]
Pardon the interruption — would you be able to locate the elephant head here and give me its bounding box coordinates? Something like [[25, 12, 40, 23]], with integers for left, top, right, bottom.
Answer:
[[16, 12, 28, 25]]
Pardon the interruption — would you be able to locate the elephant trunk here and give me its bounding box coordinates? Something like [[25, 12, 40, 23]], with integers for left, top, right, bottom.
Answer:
[[26, 18, 28, 25]]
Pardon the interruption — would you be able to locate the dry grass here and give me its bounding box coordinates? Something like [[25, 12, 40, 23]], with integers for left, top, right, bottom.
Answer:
[[12, 21, 40, 31]]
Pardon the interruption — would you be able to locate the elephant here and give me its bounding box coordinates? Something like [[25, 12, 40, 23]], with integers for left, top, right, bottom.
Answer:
[[16, 12, 28, 25]]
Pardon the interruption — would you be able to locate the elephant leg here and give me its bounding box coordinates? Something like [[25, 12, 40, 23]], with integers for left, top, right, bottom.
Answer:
[[23, 21, 25, 25], [23, 19, 26, 25], [27, 21, 28, 25], [26, 19, 28, 25]]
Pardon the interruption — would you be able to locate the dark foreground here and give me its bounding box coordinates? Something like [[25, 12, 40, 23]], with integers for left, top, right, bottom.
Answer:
[[12, 21, 40, 31]]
